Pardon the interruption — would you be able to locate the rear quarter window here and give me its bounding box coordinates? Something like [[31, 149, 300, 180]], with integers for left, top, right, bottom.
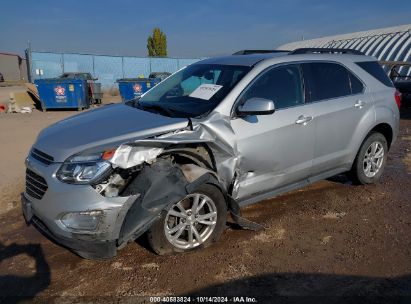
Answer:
[[356, 61, 394, 87], [348, 72, 364, 94]]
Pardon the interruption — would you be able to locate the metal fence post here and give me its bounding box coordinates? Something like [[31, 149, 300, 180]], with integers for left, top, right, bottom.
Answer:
[[25, 43, 32, 83], [61, 53, 65, 74], [122, 56, 125, 78], [92, 55, 95, 77]]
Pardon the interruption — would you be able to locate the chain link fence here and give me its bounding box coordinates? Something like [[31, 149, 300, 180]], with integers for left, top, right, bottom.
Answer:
[[27, 50, 203, 89]]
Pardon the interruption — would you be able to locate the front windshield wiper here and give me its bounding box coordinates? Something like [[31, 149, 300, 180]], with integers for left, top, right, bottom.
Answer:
[[137, 103, 174, 117], [127, 98, 194, 118], [125, 97, 140, 108]]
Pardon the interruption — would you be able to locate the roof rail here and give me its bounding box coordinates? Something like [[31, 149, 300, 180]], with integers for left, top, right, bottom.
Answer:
[[233, 50, 290, 55], [289, 48, 364, 55]]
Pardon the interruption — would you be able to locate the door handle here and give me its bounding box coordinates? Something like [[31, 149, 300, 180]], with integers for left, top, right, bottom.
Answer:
[[295, 115, 313, 125], [354, 100, 365, 109]]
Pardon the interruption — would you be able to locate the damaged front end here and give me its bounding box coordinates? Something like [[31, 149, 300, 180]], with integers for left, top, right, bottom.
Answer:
[[88, 151, 225, 251], [23, 111, 264, 260], [86, 113, 263, 254]]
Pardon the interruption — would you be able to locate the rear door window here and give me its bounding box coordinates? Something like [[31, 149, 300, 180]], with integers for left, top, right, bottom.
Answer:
[[302, 62, 352, 102]]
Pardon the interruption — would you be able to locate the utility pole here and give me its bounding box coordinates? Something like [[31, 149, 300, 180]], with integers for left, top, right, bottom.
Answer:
[[26, 40, 32, 83]]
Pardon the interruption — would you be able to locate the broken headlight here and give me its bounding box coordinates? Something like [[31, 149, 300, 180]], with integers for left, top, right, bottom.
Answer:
[[56, 150, 114, 184], [60, 210, 103, 231]]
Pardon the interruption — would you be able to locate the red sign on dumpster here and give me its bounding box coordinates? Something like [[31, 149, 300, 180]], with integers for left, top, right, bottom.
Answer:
[[54, 86, 65, 96], [133, 83, 142, 93], [54, 85, 67, 103]]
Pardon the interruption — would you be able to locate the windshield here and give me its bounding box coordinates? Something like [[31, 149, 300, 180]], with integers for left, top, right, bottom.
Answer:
[[129, 64, 250, 118]]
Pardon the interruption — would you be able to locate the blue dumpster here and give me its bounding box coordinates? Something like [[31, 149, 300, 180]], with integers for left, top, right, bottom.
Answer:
[[34, 78, 89, 111], [117, 78, 160, 102]]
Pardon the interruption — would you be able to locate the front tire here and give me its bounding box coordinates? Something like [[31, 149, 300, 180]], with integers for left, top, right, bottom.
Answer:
[[350, 132, 388, 185], [147, 184, 227, 255]]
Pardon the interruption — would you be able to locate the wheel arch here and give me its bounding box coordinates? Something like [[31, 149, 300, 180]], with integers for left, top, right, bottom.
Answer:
[[348, 121, 392, 172], [368, 123, 393, 149], [161, 143, 217, 171], [116, 146, 224, 249]]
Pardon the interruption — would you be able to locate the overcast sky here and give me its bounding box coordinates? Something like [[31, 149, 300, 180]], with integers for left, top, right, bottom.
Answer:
[[1, 0, 410, 58]]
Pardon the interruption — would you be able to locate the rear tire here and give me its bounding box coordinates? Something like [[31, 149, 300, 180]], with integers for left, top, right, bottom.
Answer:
[[147, 184, 227, 255], [350, 132, 388, 185]]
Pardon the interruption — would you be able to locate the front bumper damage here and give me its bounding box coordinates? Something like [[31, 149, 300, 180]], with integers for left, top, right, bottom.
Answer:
[[23, 112, 263, 259], [22, 194, 117, 259], [23, 160, 232, 259]]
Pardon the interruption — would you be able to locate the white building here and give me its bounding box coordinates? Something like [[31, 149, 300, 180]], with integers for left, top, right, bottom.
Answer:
[[278, 24, 411, 71]]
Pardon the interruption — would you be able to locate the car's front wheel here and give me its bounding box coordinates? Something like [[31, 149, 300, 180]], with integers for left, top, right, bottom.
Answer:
[[350, 132, 388, 184], [147, 184, 227, 255]]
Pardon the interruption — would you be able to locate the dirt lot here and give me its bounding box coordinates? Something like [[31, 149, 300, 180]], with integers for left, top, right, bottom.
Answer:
[[0, 101, 410, 303]]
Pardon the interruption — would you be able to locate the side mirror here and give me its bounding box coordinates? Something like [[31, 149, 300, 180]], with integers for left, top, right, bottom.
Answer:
[[237, 97, 275, 116]]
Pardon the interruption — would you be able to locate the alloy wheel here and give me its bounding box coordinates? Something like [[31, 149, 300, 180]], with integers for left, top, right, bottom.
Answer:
[[363, 141, 384, 178], [164, 193, 217, 249]]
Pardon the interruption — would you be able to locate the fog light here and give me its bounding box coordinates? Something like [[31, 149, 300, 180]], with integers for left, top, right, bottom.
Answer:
[[60, 210, 103, 231]]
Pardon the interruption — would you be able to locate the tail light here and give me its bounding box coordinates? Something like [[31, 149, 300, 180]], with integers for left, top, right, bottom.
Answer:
[[394, 90, 402, 109]]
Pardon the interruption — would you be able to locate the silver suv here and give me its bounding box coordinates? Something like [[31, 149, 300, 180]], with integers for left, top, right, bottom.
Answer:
[[22, 48, 400, 259]]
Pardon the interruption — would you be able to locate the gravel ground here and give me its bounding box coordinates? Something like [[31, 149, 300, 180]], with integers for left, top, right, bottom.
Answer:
[[0, 108, 410, 303]]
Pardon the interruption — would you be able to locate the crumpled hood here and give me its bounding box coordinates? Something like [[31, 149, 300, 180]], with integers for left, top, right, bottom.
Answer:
[[33, 103, 189, 162]]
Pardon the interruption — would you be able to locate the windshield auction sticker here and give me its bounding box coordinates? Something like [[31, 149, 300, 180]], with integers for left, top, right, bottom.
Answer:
[[189, 84, 223, 100]]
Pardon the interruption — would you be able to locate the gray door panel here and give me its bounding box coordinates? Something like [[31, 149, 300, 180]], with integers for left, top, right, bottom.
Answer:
[[310, 94, 372, 175], [300, 61, 372, 176], [230, 63, 316, 200], [231, 105, 315, 199]]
